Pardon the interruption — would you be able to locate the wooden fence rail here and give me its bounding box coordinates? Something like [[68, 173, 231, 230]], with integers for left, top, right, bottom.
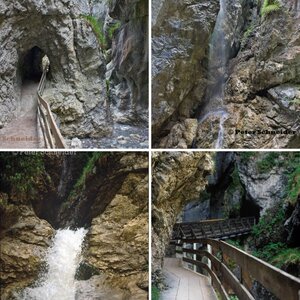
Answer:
[[175, 238, 300, 300], [37, 68, 66, 149]]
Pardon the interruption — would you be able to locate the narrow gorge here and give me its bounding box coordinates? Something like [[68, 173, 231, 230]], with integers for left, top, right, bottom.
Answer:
[[0, 152, 149, 299], [152, 0, 300, 149], [152, 152, 300, 299], [0, 0, 148, 149]]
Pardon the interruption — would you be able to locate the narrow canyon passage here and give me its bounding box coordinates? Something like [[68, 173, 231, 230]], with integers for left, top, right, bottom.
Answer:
[[196, 0, 229, 149], [0, 81, 41, 148], [19, 228, 87, 300]]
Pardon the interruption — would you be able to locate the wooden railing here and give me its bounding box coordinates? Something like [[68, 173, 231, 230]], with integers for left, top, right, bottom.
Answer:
[[37, 68, 66, 149], [174, 238, 300, 300], [172, 217, 256, 241]]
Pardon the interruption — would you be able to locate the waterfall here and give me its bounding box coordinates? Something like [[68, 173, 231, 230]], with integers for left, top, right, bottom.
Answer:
[[198, 0, 229, 149], [19, 228, 87, 300]]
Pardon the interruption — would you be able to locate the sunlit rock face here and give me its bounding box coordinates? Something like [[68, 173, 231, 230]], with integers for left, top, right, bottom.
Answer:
[[0, 205, 54, 299], [0, 0, 111, 137], [151, 152, 213, 280]]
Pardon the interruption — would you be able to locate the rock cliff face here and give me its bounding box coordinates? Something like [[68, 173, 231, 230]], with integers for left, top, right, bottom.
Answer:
[[0, 0, 109, 137], [0, 152, 148, 299], [152, 152, 213, 279], [153, 0, 300, 148], [0, 0, 148, 146], [0, 204, 54, 299], [152, 0, 219, 145], [222, 1, 300, 148]]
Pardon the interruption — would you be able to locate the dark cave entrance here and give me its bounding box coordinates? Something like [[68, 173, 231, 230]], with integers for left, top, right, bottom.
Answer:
[[20, 46, 46, 82], [240, 198, 260, 222]]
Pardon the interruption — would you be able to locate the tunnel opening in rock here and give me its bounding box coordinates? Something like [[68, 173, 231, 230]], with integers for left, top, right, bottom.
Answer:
[[240, 198, 260, 222], [20, 46, 46, 82]]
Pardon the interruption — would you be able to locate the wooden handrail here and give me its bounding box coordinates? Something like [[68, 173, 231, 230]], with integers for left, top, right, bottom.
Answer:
[[176, 238, 300, 300], [37, 68, 66, 149]]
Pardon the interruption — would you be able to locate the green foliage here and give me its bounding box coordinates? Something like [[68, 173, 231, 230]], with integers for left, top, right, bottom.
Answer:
[[252, 205, 285, 241], [261, 0, 281, 16], [108, 21, 121, 39], [106, 79, 110, 98], [152, 286, 160, 300], [241, 23, 255, 47], [227, 239, 244, 250], [81, 15, 107, 50], [229, 296, 239, 300], [256, 152, 281, 173], [224, 167, 243, 218], [271, 248, 300, 268], [0, 153, 45, 196], [239, 152, 255, 163], [68, 153, 106, 200], [287, 164, 300, 205], [253, 242, 286, 261]]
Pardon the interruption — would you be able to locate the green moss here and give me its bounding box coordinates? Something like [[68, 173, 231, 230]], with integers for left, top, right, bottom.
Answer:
[[152, 286, 160, 300], [287, 164, 300, 205], [252, 204, 285, 242], [67, 153, 107, 200], [108, 21, 121, 39], [261, 0, 281, 16], [256, 152, 281, 173], [224, 166, 243, 218], [81, 15, 107, 50], [239, 152, 255, 163], [241, 23, 255, 47], [271, 248, 300, 268], [253, 242, 286, 261]]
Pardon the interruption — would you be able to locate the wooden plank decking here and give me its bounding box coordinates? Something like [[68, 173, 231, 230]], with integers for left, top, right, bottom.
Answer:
[[161, 258, 217, 300]]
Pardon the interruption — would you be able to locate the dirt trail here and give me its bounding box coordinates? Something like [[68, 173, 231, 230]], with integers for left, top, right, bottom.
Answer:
[[0, 81, 42, 149]]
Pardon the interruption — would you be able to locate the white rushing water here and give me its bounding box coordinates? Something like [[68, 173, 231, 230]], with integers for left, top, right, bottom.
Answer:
[[19, 228, 87, 300]]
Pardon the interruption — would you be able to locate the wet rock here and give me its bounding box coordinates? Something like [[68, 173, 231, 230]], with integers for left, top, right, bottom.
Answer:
[[84, 156, 149, 299], [152, 0, 220, 144], [70, 137, 82, 148], [0, 205, 54, 299]]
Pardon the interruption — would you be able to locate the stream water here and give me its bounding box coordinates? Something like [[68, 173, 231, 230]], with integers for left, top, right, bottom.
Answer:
[[197, 0, 229, 148], [19, 228, 87, 300]]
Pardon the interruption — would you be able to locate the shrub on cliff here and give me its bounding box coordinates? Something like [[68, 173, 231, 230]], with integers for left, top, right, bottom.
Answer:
[[261, 0, 281, 16]]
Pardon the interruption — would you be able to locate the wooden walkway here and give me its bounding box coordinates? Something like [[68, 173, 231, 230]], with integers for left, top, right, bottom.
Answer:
[[172, 217, 256, 241], [161, 258, 217, 300], [0, 81, 42, 148]]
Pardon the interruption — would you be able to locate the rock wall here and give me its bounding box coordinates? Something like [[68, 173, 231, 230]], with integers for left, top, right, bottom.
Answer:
[[0, 0, 111, 138], [152, 0, 300, 148], [223, 1, 300, 148], [109, 0, 148, 114], [0, 152, 149, 299], [0, 204, 54, 299], [152, 0, 219, 145], [152, 152, 213, 280]]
